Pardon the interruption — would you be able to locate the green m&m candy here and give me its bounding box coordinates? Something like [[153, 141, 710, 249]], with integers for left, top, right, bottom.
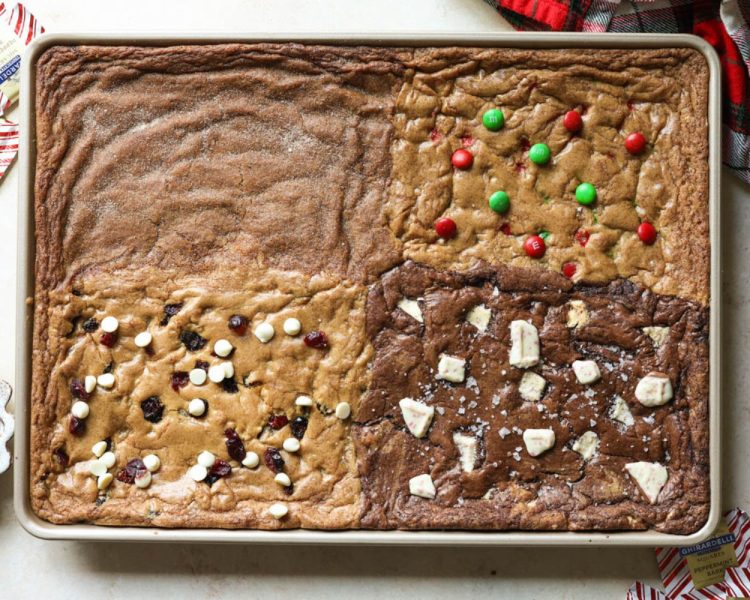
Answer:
[[488, 191, 510, 213], [482, 108, 505, 131], [529, 143, 551, 165], [575, 182, 597, 205]]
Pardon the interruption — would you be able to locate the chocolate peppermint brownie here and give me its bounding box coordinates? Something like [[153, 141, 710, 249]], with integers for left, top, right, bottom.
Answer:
[[30, 44, 709, 533]]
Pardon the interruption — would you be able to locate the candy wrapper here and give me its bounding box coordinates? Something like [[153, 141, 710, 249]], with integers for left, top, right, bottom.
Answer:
[[0, 2, 43, 181], [627, 508, 750, 599]]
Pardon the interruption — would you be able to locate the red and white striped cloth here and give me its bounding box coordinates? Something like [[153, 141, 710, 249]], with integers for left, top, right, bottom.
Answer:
[[0, 2, 42, 181], [628, 508, 750, 600]]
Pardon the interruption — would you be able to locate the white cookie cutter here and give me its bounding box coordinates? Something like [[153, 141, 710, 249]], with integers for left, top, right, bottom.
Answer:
[[0, 380, 13, 473]]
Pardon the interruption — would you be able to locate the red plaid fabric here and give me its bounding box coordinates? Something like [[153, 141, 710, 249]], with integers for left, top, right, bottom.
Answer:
[[484, 0, 750, 183]]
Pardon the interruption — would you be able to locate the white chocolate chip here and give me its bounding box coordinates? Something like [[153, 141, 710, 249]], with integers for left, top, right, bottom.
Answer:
[[509, 320, 540, 368], [283, 438, 301, 453], [566, 300, 589, 328], [71, 401, 90, 419], [335, 402, 351, 420], [572, 431, 599, 461], [84, 375, 97, 394], [397, 298, 423, 323], [625, 461, 668, 504], [610, 395, 634, 426], [274, 472, 292, 487], [436, 354, 466, 383], [408, 473, 436, 499], [134, 331, 152, 348], [254, 322, 275, 343], [134, 470, 152, 489], [189, 368, 207, 386], [208, 364, 226, 383], [101, 316, 119, 333], [100, 451, 116, 469], [269, 502, 288, 519], [635, 374, 673, 407], [222, 362, 234, 379], [91, 441, 108, 458], [197, 451, 216, 469], [89, 459, 108, 477], [643, 326, 669, 347], [453, 433, 478, 473], [214, 338, 233, 357], [572, 360, 601, 384], [295, 395, 313, 407], [97, 373, 115, 389], [522, 428, 555, 457], [97, 473, 114, 490], [242, 452, 259, 468], [188, 464, 208, 482], [143, 454, 161, 472], [283, 318, 302, 336], [518, 371, 546, 402], [466, 304, 491, 332], [398, 398, 434, 438], [188, 398, 207, 417]]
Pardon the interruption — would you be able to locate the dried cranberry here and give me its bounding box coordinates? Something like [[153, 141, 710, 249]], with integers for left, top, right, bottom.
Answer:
[[268, 414, 289, 430], [212, 459, 231, 477], [116, 458, 147, 484], [221, 378, 239, 393], [160, 303, 183, 326], [194, 360, 209, 371], [303, 331, 329, 350], [68, 416, 85, 436], [53, 447, 69, 468], [100, 332, 117, 347], [228, 315, 248, 336], [82, 318, 98, 332], [205, 459, 232, 485], [171, 371, 189, 391], [69, 378, 89, 401], [519, 137, 531, 151], [499, 222, 512, 236], [140, 396, 164, 423], [180, 330, 207, 351], [263, 447, 285, 473], [429, 128, 442, 143], [290, 416, 308, 439], [225, 428, 246, 462]]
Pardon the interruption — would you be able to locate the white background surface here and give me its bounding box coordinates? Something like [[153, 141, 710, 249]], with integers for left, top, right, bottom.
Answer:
[[1, 1, 748, 598]]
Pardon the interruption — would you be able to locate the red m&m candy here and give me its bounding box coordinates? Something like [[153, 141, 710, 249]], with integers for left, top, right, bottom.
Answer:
[[435, 217, 457, 239], [625, 132, 647, 155], [562, 262, 577, 278], [523, 235, 546, 259], [563, 110, 583, 133], [637, 222, 657, 245], [451, 148, 473, 170]]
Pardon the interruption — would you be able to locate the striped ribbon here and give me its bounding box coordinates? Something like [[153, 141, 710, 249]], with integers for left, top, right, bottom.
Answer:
[[0, 2, 43, 182], [628, 508, 750, 599]]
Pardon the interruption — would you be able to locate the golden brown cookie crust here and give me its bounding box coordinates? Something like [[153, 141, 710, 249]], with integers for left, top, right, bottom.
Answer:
[[31, 44, 710, 532]]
